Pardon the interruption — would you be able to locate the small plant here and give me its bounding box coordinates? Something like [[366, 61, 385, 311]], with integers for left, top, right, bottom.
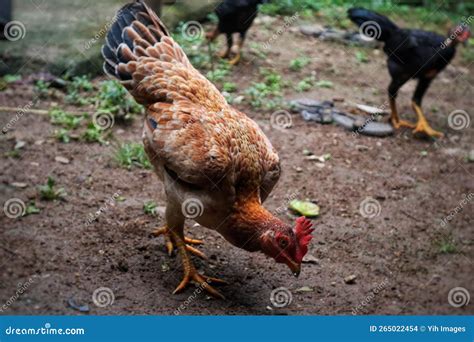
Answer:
[[115, 142, 151, 169], [4, 149, 21, 158], [207, 62, 231, 83], [260, 0, 318, 16], [82, 122, 105, 144], [97, 80, 143, 120], [316, 80, 334, 88], [222, 82, 237, 93], [289, 57, 310, 71], [65, 75, 93, 105], [0, 74, 21, 91], [437, 236, 457, 254], [38, 177, 66, 201], [3, 74, 21, 83], [143, 200, 158, 216], [35, 80, 50, 98], [355, 50, 369, 63], [245, 68, 284, 109], [25, 202, 40, 216], [49, 108, 84, 129], [295, 75, 316, 92], [54, 128, 71, 143]]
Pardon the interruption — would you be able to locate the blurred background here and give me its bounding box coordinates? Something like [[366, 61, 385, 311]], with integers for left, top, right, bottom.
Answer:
[[0, 0, 473, 76]]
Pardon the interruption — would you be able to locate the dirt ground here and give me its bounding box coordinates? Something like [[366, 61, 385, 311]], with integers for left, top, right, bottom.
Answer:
[[1, 16, 473, 315]]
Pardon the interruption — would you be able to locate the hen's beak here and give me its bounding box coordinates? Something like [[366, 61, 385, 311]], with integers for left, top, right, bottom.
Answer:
[[287, 261, 301, 277]]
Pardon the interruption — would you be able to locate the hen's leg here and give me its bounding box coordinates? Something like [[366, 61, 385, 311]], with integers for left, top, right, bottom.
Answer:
[[206, 26, 220, 42], [217, 33, 232, 59], [228, 32, 244, 65], [164, 207, 227, 299], [411, 78, 443, 138], [388, 79, 415, 129], [169, 229, 227, 299], [153, 226, 205, 258]]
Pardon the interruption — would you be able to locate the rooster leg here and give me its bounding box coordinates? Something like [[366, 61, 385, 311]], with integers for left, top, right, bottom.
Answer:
[[389, 98, 415, 129], [388, 77, 414, 129], [217, 34, 232, 59], [412, 102, 444, 138], [228, 33, 243, 65], [411, 77, 443, 138], [205, 26, 220, 42], [168, 229, 227, 299], [153, 226, 205, 258]]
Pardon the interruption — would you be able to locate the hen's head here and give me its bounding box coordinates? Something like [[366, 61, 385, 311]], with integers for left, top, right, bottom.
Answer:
[[449, 24, 471, 45], [260, 217, 314, 277]]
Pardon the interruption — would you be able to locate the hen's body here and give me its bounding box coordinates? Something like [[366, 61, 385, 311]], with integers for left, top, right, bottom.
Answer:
[[102, 1, 311, 299], [348, 7, 468, 138]]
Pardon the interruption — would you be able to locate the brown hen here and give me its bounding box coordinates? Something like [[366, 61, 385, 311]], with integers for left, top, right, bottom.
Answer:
[[102, 0, 313, 298]]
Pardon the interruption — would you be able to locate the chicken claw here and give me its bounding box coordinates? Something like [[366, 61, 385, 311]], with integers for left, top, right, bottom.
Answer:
[[391, 118, 415, 129], [152, 226, 205, 259], [169, 230, 227, 299], [173, 268, 227, 299], [411, 102, 444, 139]]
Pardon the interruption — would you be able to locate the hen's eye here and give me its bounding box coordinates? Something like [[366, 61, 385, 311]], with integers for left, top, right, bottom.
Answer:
[[278, 238, 289, 249]]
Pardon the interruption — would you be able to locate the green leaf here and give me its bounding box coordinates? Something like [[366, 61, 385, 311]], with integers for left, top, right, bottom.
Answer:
[[289, 200, 320, 217]]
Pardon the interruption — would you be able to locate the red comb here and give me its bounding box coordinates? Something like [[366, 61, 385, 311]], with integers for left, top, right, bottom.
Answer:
[[294, 216, 314, 262]]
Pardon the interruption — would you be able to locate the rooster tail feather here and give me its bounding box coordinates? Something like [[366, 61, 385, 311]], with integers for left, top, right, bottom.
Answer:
[[347, 7, 399, 42]]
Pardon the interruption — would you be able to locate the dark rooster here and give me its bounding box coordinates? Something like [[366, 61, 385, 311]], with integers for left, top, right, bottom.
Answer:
[[206, 0, 267, 64], [348, 7, 470, 138]]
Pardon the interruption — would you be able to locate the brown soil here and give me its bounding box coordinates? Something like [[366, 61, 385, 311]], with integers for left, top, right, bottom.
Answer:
[[1, 17, 473, 315]]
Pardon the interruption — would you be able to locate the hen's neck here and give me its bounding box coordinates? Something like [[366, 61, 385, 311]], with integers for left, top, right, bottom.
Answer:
[[220, 194, 284, 252]]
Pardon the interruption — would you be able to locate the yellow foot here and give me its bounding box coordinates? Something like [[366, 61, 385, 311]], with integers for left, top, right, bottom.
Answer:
[[173, 267, 227, 299], [391, 118, 416, 129], [152, 226, 205, 259], [412, 120, 444, 139], [228, 53, 241, 65]]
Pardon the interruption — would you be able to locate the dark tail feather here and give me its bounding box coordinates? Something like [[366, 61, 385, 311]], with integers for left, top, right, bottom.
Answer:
[[101, 0, 169, 82], [347, 7, 398, 42]]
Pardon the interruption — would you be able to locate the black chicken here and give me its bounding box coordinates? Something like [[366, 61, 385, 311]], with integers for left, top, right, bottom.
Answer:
[[348, 8, 470, 138], [206, 0, 267, 65]]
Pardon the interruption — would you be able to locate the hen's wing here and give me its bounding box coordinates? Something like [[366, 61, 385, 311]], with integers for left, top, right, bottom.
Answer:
[[102, 0, 279, 195]]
